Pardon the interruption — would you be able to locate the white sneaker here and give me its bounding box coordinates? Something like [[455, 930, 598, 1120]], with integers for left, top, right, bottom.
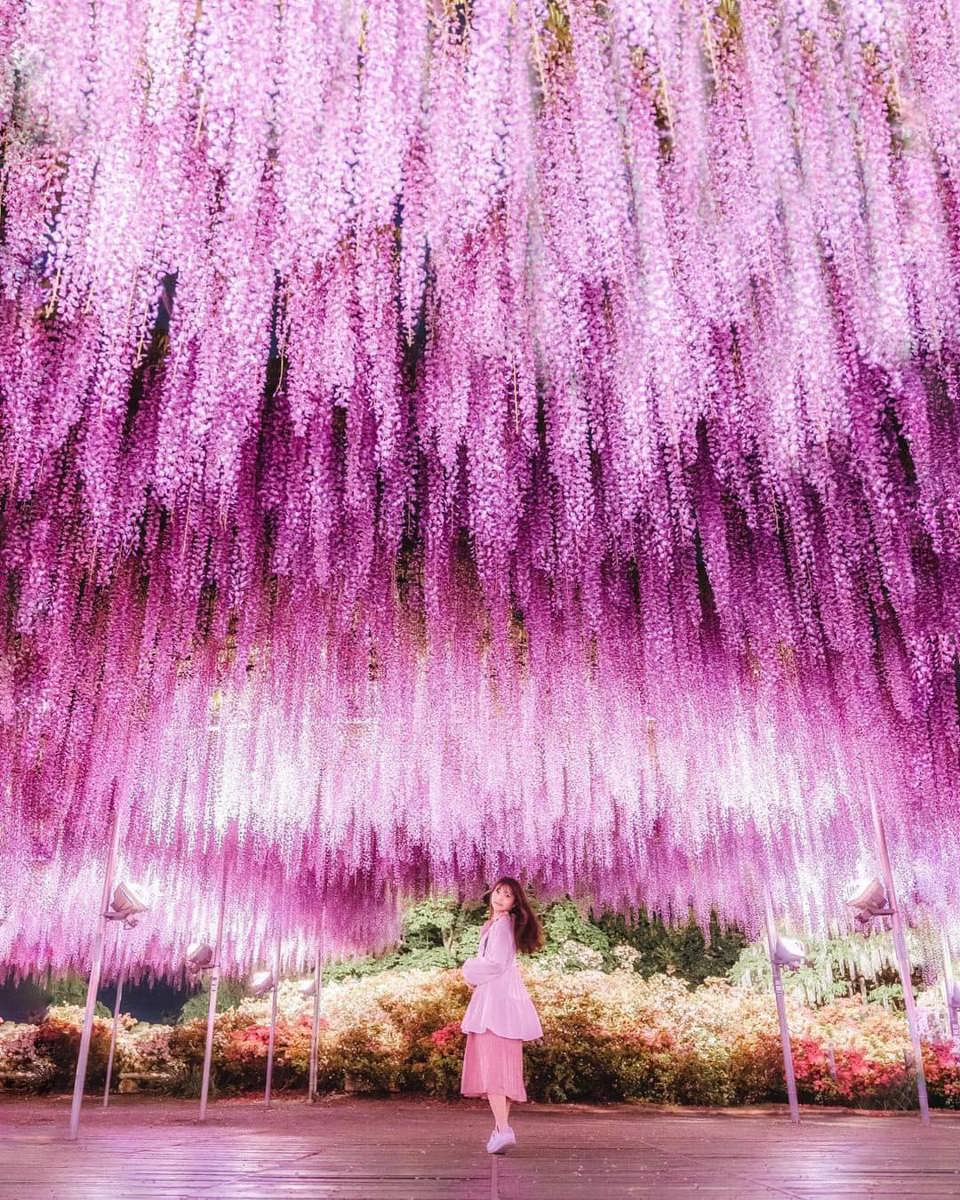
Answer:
[[486, 1126, 517, 1155]]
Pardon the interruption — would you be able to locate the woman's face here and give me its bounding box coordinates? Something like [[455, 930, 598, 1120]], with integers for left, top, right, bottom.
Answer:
[[490, 883, 515, 914]]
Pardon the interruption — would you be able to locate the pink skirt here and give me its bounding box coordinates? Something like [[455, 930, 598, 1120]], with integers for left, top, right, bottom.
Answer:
[[460, 1031, 527, 1102]]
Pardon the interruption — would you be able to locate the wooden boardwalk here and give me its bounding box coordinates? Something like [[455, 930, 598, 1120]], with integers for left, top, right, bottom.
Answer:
[[1, 1096, 958, 1199]]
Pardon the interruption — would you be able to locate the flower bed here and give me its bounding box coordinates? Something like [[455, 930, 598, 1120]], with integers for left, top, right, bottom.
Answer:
[[2, 970, 958, 1108]]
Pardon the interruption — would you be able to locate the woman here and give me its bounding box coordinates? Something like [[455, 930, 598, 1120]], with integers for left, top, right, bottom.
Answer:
[[460, 877, 544, 1154]]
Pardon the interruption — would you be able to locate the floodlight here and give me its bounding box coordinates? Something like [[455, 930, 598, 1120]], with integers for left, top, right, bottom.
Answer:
[[186, 942, 215, 972], [106, 880, 150, 927], [846, 876, 891, 923], [773, 936, 806, 969], [248, 969, 274, 997]]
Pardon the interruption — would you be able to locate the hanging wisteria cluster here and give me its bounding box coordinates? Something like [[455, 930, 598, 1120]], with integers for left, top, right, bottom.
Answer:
[[1, 0, 960, 974]]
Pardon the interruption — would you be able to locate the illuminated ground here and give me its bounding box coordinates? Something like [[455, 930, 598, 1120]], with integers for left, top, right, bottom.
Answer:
[[1, 1095, 958, 1199]]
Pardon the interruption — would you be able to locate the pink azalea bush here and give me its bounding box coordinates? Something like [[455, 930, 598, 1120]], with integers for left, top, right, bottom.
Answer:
[[3, 969, 958, 1108]]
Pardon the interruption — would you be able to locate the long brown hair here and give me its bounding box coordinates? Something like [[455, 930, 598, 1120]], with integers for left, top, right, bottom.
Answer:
[[487, 877, 544, 954]]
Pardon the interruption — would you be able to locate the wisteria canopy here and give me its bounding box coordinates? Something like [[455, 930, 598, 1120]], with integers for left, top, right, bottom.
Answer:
[[0, 0, 959, 978]]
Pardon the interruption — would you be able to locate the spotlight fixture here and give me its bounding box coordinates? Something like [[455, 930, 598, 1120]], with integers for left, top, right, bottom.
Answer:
[[105, 881, 150, 928], [846, 876, 893, 926], [773, 936, 807, 970], [248, 969, 274, 997], [186, 942, 215, 974]]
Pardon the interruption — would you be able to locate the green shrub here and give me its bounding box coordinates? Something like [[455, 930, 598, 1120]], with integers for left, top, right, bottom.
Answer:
[[726, 1032, 785, 1103], [177, 977, 246, 1023], [5, 966, 959, 1110], [597, 908, 747, 984], [32, 1012, 111, 1091], [524, 1000, 622, 1102], [320, 1027, 400, 1094], [44, 975, 111, 1017]]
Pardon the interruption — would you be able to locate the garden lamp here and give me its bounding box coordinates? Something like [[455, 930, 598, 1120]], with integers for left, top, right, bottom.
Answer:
[[249, 939, 284, 1108], [773, 936, 806, 969], [186, 941, 215, 973], [105, 880, 150, 928], [762, 888, 801, 1123], [248, 969, 274, 997], [846, 877, 892, 926]]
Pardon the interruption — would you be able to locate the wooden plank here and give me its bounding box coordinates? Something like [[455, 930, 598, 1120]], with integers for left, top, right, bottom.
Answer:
[[0, 1097, 958, 1200]]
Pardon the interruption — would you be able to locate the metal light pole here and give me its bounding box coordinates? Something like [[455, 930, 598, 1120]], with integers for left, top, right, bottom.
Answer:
[[199, 848, 229, 1123], [763, 887, 800, 1124], [941, 929, 958, 1044], [69, 793, 122, 1140], [308, 915, 326, 1103], [869, 787, 930, 1124], [102, 943, 126, 1108], [264, 936, 282, 1107]]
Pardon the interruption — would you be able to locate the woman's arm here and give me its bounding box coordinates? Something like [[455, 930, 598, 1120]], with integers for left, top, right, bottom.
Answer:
[[461, 917, 513, 986]]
